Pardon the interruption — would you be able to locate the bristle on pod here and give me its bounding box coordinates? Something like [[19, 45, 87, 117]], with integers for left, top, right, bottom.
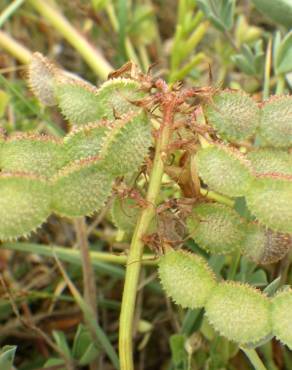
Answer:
[[271, 289, 292, 350], [158, 249, 217, 309], [100, 110, 152, 176], [246, 148, 292, 176], [196, 145, 252, 197], [203, 90, 260, 143], [51, 157, 113, 217], [186, 203, 246, 254], [246, 175, 292, 233], [63, 121, 110, 164], [28, 52, 59, 106], [241, 223, 292, 264], [259, 96, 292, 148], [205, 282, 272, 344], [0, 173, 51, 240], [55, 77, 145, 125], [0, 133, 65, 178]]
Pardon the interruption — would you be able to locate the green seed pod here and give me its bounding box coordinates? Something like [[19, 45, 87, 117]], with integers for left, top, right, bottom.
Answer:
[[55, 77, 145, 125], [28, 52, 58, 106], [203, 90, 260, 143], [205, 282, 272, 344], [100, 110, 152, 176], [0, 133, 65, 178], [242, 223, 292, 264], [158, 249, 217, 309], [0, 173, 51, 240], [186, 203, 246, 254], [247, 148, 292, 176], [196, 145, 252, 197], [52, 157, 114, 217], [111, 197, 140, 233], [246, 175, 292, 233], [95, 78, 146, 120], [259, 96, 292, 148], [63, 121, 110, 163], [55, 80, 100, 125], [271, 289, 292, 350]]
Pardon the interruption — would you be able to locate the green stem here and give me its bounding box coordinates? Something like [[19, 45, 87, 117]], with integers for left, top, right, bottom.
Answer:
[[29, 0, 113, 79], [227, 250, 241, 280], [275, 74, 285, 95], [241, 347, 268, 370], [106, 2, 141, 68], [138, 44, 150, 72], [0, 30, 31, 63], [74, 218, 98, 321], [119, 99, 173, 370], [200, 188, 234, 207], [2, 242, 158, 266], [169, 52, 205, 83], [0, 0, 25, 28], [263, 38, 272, 100]]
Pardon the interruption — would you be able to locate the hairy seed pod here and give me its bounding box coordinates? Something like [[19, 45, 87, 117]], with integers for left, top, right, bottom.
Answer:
[[55, 77, 145, 125], [196, 145, 252, 197], [0, 133, 65, 178], [242, 223, 292, 264], [259, 96, 292, 148], [246, 175, 292, 233], [111, 197, 140, 233], [27, 52, 59, 106], [158, 249, 217, 309], [203, 90, 260, 142], [51, 157, 113, 217], [100, 110, 152, 176], [205, 282, 272, 344], [187, 203, 246, 254], [271, 289, 292, 350], [0, 173, 51, 240], [246, 148, 292, 176], [63, 121, 110, 163]]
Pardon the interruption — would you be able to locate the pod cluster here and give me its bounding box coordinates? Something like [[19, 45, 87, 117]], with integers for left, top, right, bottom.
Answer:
[[193, 90, 292, 262], [159, 249, 292, 349], [0, 53, 152, 240], [186, 202, 292, 264], [203, 90, 292, 147]]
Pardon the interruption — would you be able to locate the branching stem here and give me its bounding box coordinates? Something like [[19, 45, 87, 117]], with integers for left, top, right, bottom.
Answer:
[[119, 94, 174, 370]]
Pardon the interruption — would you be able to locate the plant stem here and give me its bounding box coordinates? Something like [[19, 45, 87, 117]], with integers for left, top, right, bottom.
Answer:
[[0, 30, 31, 63], [200, 188, 234, 207], [241, 347, 268, 370], [119, 96, 173, 370], [2, 242, 158, 266], [227, 250, 241, 280], [0, 0, 25, 28], [106, 2, 141, 68], [74, 218, 98, 320], [275, 74, 285, 95], [74, 218, 98, 370], [29, 0, 113, 79], [263, 38, 272, 100]]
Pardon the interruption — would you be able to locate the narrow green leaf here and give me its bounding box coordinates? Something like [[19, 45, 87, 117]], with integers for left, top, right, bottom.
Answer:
[[275, 31, 292, 75], [54, 255, 120, 369]]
